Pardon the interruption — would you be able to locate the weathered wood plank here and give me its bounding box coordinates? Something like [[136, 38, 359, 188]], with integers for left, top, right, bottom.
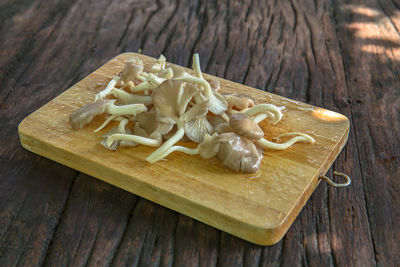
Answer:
[[1, 0, 398, 265], [332, 0, 400, 265], [43, 174, 137, 266]]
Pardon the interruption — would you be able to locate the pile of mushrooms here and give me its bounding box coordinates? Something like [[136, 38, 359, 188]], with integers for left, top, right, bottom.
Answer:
[[69, 54, 315, 173]]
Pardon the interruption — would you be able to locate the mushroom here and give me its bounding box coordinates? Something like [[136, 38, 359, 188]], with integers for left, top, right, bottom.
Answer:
[[104, 111, 173, 149], [216, 133, 263, 173], [136, 111, 174, 136], [169, 64, 187, 78], [150, 54, 166, 73], [242, 103, 283, 125], [111, 88, 152, 104], [229, 113, 264, 140], [69, 99, 147, 130], [176, 54, 227, 115], [255, 132, 315, 150], [120, 56, 144, 84], [157, 67, 173, 79], [223, 93, 255, 110], [146, 80, 209, 162], [70, 53, 318, 173], [101, 118, 136, 150], [207, 77, 220, 92], [95, 57, 144, 101], [149, 132, 221, 161], [240, 104, 315, 150], [154, 132, 263, 173]]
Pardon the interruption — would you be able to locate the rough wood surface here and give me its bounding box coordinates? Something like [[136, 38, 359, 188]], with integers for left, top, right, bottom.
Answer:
[[0, 0, 399, 266]]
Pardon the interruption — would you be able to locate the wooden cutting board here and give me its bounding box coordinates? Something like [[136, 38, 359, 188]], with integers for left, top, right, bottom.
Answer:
[[18, 53, 349, 245]]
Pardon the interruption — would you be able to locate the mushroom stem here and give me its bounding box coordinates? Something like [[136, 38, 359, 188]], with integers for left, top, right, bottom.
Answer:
[[106, 134, 162, 147], [112, 88, 152, 104], [193, 53, 203, 78], [129, 81, 153, 92], [106, 103, 147, 116], [253, 112, 273, 124], [95, 76, 119, 101], [146, 126, 185, 163], [158, 146, 199, 159], [93, 115, 119, 132], [255, 133, 315, 150], [117, 118, 129, 132], [243, 104, 283, 125]]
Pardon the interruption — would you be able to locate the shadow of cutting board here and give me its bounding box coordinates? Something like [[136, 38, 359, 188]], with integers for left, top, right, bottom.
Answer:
[[18, 53, 349, 245]]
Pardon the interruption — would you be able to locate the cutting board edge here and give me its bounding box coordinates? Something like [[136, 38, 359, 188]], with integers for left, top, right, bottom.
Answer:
[[18, 123, 293, 246], [269, 121, 350, 242]]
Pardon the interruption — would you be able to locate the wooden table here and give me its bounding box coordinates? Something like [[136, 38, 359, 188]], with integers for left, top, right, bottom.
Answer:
[[1, 0, 399, 266]]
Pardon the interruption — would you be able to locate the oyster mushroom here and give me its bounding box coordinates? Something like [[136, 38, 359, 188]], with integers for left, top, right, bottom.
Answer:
[[243, 103, 283, 125], [69, 100, 147, 130], [255, 132, 315, 150], [104, 111, 172, 149], [158, 67, 173, 79], [101, 118, 137, 150], [111, 88, 152, 104], [216, 133, 264, 173], [154, 132, 263, 173], [229, 112, 264, 140], [146, 80, 209, 162], [176, 54, 227, 115], [150, 54, 166, 73], [206, 77, 220, 92], [95, 57, 144, 101], [223, 93, 255, 110]]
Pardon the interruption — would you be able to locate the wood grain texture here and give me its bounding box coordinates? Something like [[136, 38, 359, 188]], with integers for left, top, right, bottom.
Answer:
[[1, 0, 398, 265], [18, 53, 349, 245]]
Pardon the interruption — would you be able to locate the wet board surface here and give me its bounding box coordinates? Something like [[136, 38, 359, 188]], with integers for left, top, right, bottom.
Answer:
[[18, 53, 349, 245]]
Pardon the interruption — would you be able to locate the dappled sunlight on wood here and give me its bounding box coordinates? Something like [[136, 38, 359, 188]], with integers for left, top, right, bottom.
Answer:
[[312, 108, 348, 122], [342, 5, 400, 60]]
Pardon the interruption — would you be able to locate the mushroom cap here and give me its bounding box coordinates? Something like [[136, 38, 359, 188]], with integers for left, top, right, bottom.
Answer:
[[197, 133, 220, 159], [168, 64, 186, 78], [69, 100, 115, 130], [136, 111, 174, 136], [158, 67, 173, 79], [120, 57, 143, 84], [133, 122, 163, 142], [229, 112, 264, 140], [208, 115, 232, 134], [216, 133, 263, 173], [223, 93, 255, 110], [152, 80, 198, 120], [206, 77, 220, 92]]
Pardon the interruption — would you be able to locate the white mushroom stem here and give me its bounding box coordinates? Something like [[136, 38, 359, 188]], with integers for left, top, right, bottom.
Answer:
[[93, 115, 119, 132], [106, 134, 162, 148], [177, 76, 226, 115], [158, 146, 199, 159], [146, 126, 185, 163], [243, 104, 283, 125], [117, 118, 129, 132], [253, 112, 273, 124], [106, 103, 147, 116], [107, 134, 162, 147], [150, 54, 166, 72], [112, 88, 152, 104], [128, 73, 165, 93], [95, 76, 119, 101], [255, 132, 315, 150], [129, 81, 153, 92], [193, 53, 203, 78]]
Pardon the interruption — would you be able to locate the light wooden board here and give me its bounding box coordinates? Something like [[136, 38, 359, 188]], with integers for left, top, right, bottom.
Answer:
[[18, 53, 349, 245]]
